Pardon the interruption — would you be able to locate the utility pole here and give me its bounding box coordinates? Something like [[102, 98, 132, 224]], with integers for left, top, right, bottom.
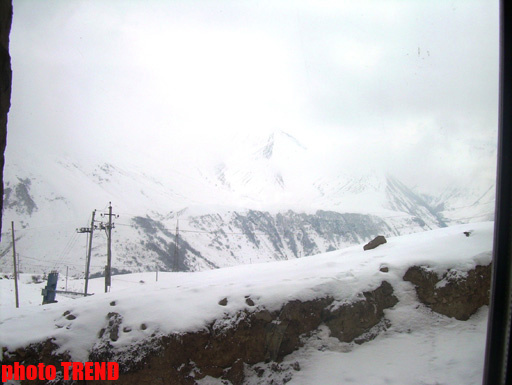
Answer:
[[11, 221, 19, 308], [106, 203, 113, 292], [173, 219, 179, 272], [100, 202, 118, 293], [156, 264, 158, 282], [65, 266, 68, 292], [77, 210, 97, 296]]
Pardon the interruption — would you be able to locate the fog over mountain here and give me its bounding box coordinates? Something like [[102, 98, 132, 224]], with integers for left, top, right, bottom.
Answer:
[[1, 129, 494, 276], [1, 0, 498, 276]]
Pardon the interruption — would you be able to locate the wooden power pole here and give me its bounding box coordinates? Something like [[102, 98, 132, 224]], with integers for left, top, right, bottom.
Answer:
[[106, 203, 112, 292], [173, 219, 179, 272], [11, 221, 19, 308], [101, 202, 117, 293], [77, 209, 96, 296]]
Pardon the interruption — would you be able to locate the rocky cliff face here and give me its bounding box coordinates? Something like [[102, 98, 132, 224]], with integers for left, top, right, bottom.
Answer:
[[0, 0, 13, 239], [123, 209, 438, 273]]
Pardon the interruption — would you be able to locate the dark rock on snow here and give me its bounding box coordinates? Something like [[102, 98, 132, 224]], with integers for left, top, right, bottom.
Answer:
[[363, 235, 387, 250]]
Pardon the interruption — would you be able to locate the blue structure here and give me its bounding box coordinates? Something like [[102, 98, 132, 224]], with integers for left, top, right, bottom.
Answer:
[[41, 271, 59, 304]]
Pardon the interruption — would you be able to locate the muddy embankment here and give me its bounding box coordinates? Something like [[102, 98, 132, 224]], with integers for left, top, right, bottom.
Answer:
[[2, 263, 491, 385]]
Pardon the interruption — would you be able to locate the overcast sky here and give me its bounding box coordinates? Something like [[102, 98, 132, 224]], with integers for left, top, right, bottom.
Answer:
[[6, 0, 499, 195]]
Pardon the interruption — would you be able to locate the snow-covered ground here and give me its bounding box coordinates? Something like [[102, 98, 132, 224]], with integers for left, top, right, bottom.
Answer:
[[0, 222, 494, 385]]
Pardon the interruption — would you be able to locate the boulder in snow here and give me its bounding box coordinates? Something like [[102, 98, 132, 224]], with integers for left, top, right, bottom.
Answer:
[[363, 235, 387, 250]]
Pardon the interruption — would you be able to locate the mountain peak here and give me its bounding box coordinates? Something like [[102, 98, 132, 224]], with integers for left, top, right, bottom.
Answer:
[[277, 130, 307, 150], [260, 133, 275, 159], [255, 131, 307, 161]]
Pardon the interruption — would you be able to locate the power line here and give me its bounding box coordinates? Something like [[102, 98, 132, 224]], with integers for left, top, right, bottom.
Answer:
[[0, 220, 85, 234], [115, 222, 267, 236], [51, 231, 81, 270]]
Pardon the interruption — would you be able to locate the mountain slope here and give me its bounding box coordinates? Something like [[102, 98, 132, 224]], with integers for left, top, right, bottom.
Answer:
[[1, 131, 493, 275]]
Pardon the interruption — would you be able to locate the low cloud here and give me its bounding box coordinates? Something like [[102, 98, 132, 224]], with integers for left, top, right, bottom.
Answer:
[[7, 0, 499, 198]]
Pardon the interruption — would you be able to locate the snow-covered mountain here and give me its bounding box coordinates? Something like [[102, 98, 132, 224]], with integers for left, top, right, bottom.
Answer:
[[1, 131, 494, 276], [423, 184, 496, 224]]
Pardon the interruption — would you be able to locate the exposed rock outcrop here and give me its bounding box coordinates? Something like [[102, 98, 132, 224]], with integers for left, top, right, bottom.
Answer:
[[403, 263, 491, 320], [4, 178, 38, 215], [2, 281, 398, 385], [324, 281, 397, 342], [2, 262, 492, 384]]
